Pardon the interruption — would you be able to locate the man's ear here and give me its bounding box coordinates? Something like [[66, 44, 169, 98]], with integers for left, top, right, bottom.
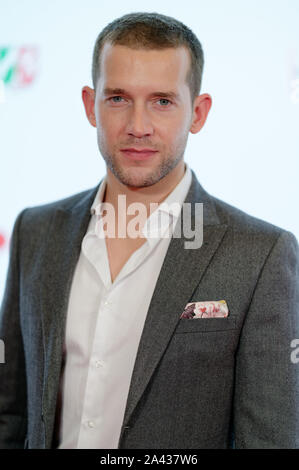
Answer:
[[190, 93, 212, 134], [82, 86, 96, 127]]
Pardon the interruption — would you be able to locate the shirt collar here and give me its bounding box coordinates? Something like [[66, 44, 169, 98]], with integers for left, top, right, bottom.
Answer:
[[90, 178, 107, 215], [153, 162, 191, 219]]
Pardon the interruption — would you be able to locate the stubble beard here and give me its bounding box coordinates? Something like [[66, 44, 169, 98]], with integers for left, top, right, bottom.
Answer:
[[98, 137, 188, 188]]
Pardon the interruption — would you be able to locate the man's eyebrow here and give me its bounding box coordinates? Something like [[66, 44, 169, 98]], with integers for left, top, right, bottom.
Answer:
[[103, 88, 126, 96], [103, 87, 180, 100]]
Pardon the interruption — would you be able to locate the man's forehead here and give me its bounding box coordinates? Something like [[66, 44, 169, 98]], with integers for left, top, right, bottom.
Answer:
[[100, 42, 191, 69], [98, 42, 191, 92]]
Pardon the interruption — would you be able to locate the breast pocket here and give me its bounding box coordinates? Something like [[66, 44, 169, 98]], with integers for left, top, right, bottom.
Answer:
[[174, 315, 237, 334]]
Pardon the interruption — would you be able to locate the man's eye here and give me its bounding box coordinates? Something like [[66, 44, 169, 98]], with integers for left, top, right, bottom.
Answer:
[[110, 96, 124, 103], [157, 99, 171, 106]]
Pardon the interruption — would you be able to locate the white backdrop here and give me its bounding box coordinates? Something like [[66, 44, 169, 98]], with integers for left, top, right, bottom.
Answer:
[[1, 0, 299, 303]]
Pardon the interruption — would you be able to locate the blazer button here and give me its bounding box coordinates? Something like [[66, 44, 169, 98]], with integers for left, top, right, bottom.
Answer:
[[41, 413, 44, 422]]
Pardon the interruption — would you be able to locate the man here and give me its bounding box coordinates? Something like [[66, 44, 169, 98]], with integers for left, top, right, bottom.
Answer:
[[0, 12, 298, 449]]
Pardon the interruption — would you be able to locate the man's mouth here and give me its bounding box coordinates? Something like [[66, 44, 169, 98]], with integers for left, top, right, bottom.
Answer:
[[120, 148, 158, 160]]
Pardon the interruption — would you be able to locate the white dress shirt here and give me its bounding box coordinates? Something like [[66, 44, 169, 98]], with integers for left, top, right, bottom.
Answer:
[[56, 162, 192, 448]]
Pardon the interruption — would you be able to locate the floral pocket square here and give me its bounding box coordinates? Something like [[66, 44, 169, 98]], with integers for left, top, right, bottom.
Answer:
[[181, 300, 229, 319]]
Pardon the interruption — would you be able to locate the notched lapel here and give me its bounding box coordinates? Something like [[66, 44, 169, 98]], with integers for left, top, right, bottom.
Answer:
[[120, 173, 228, 440], [40, 186, 99, 423]]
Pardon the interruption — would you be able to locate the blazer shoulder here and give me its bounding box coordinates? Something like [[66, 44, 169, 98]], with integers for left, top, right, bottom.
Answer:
[[210, 193, 297, 246], [20, 184, 99, 226]]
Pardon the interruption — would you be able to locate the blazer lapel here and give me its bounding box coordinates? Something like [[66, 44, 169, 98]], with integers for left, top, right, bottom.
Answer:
[[40, 185, 100, 428], [119, 171, 228, 440]]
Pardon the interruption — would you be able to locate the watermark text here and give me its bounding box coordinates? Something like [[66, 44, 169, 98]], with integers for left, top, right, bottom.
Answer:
[[93, 197, 203, 249], [0, 339, 5, 364]]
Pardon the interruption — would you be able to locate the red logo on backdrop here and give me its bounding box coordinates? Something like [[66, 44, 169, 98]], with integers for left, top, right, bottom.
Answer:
[[17, 46, 39, 87], [0, 232, 6, 249]]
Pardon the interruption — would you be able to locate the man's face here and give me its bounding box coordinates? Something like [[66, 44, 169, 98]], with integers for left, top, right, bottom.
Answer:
[[92, 43, 195, 187]]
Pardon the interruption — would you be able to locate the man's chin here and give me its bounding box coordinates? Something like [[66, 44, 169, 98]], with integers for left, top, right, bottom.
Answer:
[[113, 167, 164, 188]]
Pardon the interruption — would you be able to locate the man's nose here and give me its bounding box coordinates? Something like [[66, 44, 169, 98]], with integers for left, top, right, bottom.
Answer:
[[126, 104, 154, 138]]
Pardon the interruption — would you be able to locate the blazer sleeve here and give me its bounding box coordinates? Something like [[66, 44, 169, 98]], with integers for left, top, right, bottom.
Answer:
[[233, 230, 299, 448], [0, 209, 28, 449]]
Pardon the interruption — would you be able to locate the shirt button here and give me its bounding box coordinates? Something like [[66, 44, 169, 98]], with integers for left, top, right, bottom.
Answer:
[[88, 421, 95, 428], [104, 301, 109, 305], [95, 360, 104, 368]]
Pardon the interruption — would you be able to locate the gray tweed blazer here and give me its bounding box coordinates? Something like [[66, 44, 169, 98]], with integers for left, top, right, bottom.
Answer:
[[0, 170, 298, 449]]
